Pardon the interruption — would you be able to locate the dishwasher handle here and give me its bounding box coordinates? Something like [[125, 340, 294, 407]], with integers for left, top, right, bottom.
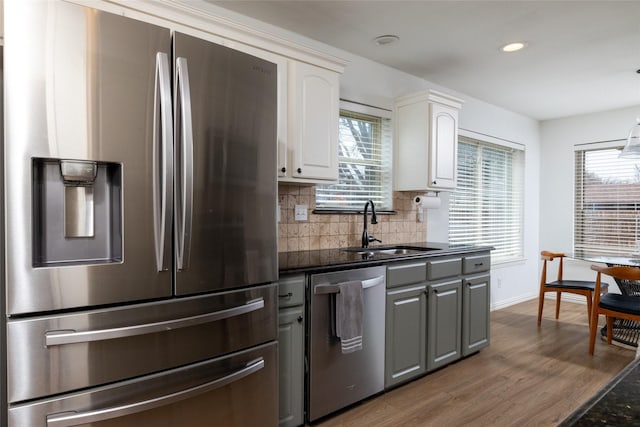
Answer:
[[314, 275, 385, 295]]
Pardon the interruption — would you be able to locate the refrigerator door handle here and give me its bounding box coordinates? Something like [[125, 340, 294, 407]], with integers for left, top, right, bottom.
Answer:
[[45, 298, 265, 346], [175, 57, 194, 271], [153, 52, 174, 272], [45, 358, 265, 427]]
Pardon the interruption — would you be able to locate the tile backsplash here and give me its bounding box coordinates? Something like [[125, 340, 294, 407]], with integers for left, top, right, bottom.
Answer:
[[278, 183, 428, 252]]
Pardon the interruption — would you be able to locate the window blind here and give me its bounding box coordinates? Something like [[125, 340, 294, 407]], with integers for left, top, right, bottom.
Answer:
[[449, 136, 525, 263], [575, 146, 640, 256], [315, 109, 393, 211]]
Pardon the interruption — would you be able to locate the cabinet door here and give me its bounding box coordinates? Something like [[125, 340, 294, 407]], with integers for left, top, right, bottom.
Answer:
[[288, 61, 339, 181], [463, 274, 490, 356], [428, 102, 458, 190], [274, 56, 289, 178], [385, 284, 427, 388], [393, 99, 429, 191], [427, 279, 462, 371], [278, 307, 304, 427]]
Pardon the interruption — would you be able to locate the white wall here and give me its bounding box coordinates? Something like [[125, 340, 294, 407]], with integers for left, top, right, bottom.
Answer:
[[540, 105, 640, 287]]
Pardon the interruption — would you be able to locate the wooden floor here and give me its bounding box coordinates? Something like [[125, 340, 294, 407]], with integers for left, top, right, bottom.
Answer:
[[314, 298, 636, 427]]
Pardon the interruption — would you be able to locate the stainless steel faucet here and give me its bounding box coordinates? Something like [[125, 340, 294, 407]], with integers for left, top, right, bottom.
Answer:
[[361, 200, 381, 248]]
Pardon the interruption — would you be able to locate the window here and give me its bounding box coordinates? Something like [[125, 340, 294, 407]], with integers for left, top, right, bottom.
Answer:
[[449, 135, 525, 263], [574, 145, 640, 256], [315, 102, 393, 211]]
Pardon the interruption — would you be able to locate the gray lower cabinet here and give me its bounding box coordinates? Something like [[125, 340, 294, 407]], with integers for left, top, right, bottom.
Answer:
[[278, 249, 491, 423], [385, 261, 428, 388], [462, 273, 490, 356], [278, 275, 305, 427], [384, 284, 427, 388], [427, 279, 462, 371]]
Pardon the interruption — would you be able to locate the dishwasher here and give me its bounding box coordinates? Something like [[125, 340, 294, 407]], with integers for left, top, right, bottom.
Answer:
[[307, 266, 386, 422]]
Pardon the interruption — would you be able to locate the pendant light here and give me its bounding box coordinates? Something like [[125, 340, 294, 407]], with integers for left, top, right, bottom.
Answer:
[[620, 69, 640, 158]]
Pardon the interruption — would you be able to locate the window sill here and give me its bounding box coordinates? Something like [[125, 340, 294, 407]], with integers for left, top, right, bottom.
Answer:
[[312, 208, 397, 215]]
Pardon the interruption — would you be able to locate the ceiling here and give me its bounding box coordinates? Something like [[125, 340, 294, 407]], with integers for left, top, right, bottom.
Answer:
[[211, 1, 640, 121]]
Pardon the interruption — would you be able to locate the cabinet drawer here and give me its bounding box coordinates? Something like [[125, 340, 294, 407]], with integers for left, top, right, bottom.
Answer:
[[427, 258, 462, 280], [278, 275, 305, 308], [463, 254, 491, 274], [387, 261, 427, 288]]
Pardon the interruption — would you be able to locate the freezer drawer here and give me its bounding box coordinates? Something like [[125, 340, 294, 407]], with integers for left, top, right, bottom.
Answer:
[[7, 284, 277, 403], [8, 341, 277, 427]]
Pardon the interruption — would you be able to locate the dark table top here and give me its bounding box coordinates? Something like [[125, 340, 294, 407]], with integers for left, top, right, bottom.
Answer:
[[278, 241, 494, 275], [560, 356, 640, 426]]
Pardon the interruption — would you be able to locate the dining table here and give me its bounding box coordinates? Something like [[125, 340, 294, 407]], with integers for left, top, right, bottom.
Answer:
[[574, 253, 640, 347]]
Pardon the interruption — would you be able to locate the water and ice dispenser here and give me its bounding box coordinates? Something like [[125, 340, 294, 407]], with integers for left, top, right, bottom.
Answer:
[[32, 158, 123, 267]]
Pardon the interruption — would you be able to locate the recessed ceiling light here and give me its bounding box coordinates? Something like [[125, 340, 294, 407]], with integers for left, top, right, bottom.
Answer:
[[501, 42, 526, 53], [373, 35, 400, 46]]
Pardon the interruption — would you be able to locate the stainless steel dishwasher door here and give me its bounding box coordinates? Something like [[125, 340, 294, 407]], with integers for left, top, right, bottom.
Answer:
[[308, 266, 386, 422]]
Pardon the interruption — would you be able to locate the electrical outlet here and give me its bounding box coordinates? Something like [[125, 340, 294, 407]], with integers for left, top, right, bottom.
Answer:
[[294, 204, 308, 221], [497, 278, 502, 289]]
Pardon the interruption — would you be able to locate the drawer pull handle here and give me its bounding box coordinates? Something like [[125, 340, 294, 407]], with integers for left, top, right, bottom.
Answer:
[[474, 263, 484, 267], [46, 358, 265, 427], [45, 299, 264, 346], [279, 292, 293, 299]]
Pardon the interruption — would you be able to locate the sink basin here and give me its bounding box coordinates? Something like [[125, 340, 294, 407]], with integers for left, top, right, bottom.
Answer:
[[376, 248, 424, 255], [342, 245, 439, 256]]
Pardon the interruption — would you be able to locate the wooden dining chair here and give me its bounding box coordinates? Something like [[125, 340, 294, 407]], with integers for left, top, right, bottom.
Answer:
[[538, 251, 608, 326], [589, 265, 640, 354]]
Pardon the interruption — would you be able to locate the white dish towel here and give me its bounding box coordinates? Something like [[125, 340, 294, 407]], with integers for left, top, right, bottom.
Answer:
[[335, 280, 364, 354]]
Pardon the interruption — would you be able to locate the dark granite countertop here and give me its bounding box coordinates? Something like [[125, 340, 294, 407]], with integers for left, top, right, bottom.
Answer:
[[560, 356, 640, 426], [278, 241, 493, 275]]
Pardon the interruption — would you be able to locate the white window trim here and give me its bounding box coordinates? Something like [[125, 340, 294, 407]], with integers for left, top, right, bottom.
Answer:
[[459, 128, 525, 152], [340, 99, 392, 119], [315, 100, 393, 212]]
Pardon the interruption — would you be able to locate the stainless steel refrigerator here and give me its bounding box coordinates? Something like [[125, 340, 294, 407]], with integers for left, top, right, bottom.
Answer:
[[2, 1, 278, 426]]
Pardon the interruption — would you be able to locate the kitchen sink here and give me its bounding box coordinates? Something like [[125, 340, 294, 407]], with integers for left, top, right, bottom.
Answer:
[[342, 245, 439, 256]]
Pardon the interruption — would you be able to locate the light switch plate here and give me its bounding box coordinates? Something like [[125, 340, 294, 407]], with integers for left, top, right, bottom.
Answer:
[[294, 204, 308, 221]]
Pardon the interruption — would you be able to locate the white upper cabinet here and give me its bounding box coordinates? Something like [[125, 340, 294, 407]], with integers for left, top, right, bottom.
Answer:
[[280, 60, 339, 183], [394, 90, 463, 191]]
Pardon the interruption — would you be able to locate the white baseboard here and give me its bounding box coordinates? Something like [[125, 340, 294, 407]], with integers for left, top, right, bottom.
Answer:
[[491, 292, 588, 312], [491, 293, 537, 311]]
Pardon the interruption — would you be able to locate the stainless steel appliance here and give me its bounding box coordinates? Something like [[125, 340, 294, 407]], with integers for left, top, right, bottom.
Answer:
[[308, 266, 386, 421], [3, 1, 278, 425]]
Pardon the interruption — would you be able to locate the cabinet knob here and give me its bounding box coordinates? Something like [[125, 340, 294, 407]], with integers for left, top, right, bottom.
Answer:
[[432, 180, 437, 185], [297, 315, 303, 323], [281, 167, 286, 173], [297, 168, 302, 174]]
